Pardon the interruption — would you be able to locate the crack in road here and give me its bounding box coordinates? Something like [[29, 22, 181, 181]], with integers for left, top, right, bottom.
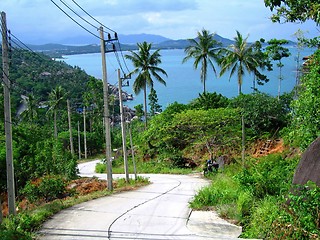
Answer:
[[107, 178, 182, 239]]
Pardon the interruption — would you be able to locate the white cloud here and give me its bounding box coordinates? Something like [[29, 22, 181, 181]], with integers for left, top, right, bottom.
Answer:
[[1, 0, 318, 44]]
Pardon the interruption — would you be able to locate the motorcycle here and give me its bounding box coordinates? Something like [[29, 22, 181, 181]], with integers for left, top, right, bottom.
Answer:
[[203, 159, 219, 175]]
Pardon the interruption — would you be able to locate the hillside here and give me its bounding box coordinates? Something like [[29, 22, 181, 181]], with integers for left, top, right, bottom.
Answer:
[[27, 33, 236, 57]]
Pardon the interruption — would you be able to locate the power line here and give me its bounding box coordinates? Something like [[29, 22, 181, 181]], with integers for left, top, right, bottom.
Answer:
[[59, 0, 100, 31], [50, 0, 101, 40], [50, 0, 132, 76], [116, 39, 131, 73], [70, 0, 116, 33]]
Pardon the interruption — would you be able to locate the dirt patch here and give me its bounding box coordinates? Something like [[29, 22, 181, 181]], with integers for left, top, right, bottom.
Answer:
[[1, 177, 108, 218], [253, 139, 286, 157]]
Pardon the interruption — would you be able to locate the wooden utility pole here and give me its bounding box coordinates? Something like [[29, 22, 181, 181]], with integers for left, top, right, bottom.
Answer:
[[67, 99, 74, 156], [1, 11, 16, 215], [100, 26, 113, 191], [77, 121, 81, 159], [128, 122, 137, 180], [83, 106, 87, 159], [118, 69, 129, 182]]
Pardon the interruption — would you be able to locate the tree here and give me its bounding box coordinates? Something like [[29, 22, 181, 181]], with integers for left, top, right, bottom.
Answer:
[[183, 29, 221, 93], [125, 41, 167, 129], [148, 87, 162, 116], [231, 93, 288, 135], [289, 49, 320, 149], [190, 92, 229, 110], [47, 86, 67, 138], [251, 39, 272, 91], [264, 0, 320, 24], [219, 31, 262, 164], [219, 31, 260, 95], [266, 39, 290, 100], [20, 94, 39, 123]]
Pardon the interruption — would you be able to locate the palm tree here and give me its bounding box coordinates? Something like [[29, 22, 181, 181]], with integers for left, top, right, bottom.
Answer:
[[125, 41, 167, 128], [183, 29, 221, 93], [219, 30, 259, 95], [47, 86, 66, 138], [219, 31, 260, 165], [21, 94, 38, 123]]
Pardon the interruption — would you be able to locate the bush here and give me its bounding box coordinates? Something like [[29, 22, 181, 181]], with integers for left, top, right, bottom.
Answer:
[[234, 154, 298, 198], [268, 182, 320, 239], [21, 175, 68, 202], [95, 163, 106, 173]]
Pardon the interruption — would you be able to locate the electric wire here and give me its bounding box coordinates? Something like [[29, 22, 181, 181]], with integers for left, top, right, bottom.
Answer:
[[50, 0, 101, 40], [50, 0, 132, 77], [117, 39, 131, 74], [70, 0, 116, 33], [59, 0, 100, 31]]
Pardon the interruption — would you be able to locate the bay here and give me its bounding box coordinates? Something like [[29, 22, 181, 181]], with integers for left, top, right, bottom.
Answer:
[[62, 48, 315, 109]]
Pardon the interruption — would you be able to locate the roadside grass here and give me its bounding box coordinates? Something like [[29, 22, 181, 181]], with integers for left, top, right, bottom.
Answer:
[[0, 177, 149, 239], [96, 158, 196, 175], [189, 153, 310, 239]]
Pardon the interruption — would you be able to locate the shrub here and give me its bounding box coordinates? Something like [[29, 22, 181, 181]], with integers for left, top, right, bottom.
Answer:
[[21, 175, 68, 202], [234, 154, 298, 198], [268, 182, 320, 239]]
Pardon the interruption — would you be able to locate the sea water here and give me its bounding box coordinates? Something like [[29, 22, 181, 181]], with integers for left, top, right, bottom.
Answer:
[[62, 48, 315, 109]]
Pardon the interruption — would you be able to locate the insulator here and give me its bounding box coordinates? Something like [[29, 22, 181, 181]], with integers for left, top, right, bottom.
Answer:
[[108, 33, 111, 40], [114, 32, 118, 39]]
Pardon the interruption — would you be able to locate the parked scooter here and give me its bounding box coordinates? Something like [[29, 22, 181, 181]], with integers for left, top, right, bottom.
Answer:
[[203, 159, 219, 175]]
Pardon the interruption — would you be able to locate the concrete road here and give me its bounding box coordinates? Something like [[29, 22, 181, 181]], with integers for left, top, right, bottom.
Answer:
[[37, 160, 242, 239]]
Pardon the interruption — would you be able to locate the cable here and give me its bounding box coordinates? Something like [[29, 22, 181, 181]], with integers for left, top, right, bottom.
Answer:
[[50, 0, 101, 40], [117, 39, 131, 73], [70, 0, 116, 33], [59, 0, 100, 31]]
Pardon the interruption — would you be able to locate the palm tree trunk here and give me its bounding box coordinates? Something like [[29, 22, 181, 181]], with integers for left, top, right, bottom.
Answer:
[[143, 84, 148, 129]]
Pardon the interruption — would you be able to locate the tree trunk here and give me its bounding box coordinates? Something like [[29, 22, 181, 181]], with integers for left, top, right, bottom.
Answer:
[[83, 107, 87, 159], [54, 110, 58, 139], [143, 84, 148, 129], [67, 100, 74, 156]]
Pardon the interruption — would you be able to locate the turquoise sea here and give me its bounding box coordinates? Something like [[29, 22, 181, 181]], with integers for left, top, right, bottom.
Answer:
[[62, 48, 315, 109]]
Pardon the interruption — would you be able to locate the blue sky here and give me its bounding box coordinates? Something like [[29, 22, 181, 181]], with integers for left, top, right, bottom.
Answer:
[[1, 0, 318, 44]]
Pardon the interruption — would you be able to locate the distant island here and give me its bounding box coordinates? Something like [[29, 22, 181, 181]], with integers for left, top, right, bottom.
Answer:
[[27, 33, 296, 58]]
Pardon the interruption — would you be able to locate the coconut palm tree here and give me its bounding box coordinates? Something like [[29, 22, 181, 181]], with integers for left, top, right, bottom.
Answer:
[[21, 94, 38, 123], [219, 31, 261, 165], [219, 30, 259, 95], [183, 29, 221, 93], [47, 86, 66, 138], [125, 41, 167, 129]]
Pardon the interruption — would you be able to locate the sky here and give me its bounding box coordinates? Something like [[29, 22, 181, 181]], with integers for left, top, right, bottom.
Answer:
[[1, 0, 319, 45]]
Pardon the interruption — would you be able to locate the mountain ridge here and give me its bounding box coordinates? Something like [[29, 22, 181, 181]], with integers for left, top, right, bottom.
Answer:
[[26, 33, 296, 58]]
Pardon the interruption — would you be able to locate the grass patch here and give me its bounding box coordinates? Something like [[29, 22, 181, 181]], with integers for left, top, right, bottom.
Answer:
[[190, 153, 302, 239], [96, 159, 195, 175]]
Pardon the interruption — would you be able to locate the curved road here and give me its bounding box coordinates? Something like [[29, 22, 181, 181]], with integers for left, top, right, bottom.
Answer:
[[38, 160, 241, 239]]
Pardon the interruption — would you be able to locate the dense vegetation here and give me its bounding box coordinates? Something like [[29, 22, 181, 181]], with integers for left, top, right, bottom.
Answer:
[[1, 1, 320, 237]]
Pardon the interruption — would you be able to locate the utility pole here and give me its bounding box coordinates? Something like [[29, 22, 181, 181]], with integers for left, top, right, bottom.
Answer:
[[100, 26, 113, 191], [78, 121, 81, 159], [83, 106, 87, 159], [128, 121, 137, 180], [67, 99, 74, 156], [1, 11, 16, 215], [118, 69, 129, 182]]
